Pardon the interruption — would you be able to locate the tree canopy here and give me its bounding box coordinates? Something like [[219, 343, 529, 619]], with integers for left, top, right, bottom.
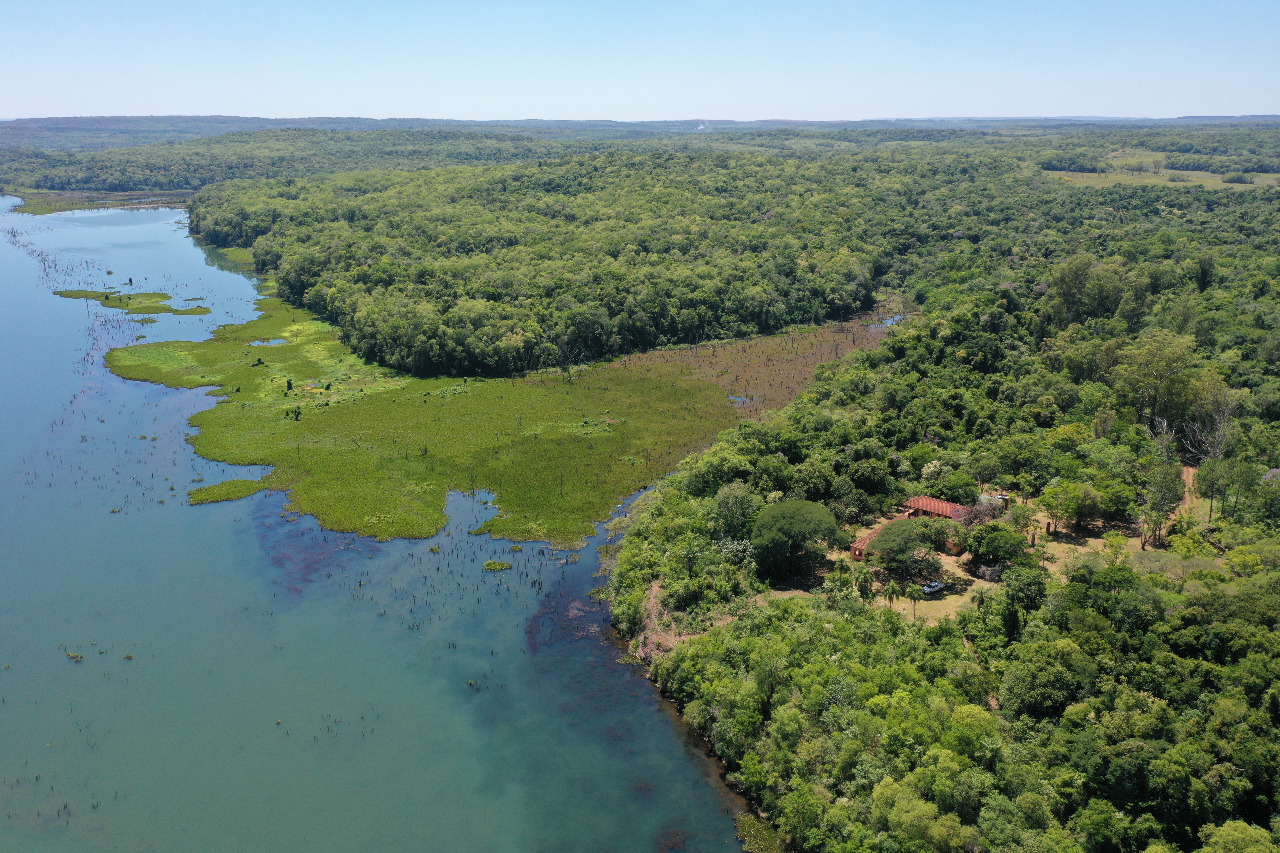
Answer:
[[751, 500, 839, 583]]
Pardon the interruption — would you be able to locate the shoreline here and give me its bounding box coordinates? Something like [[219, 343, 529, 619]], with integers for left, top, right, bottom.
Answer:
[[4, 188, 194, 215], [98, 242, 884, 545]]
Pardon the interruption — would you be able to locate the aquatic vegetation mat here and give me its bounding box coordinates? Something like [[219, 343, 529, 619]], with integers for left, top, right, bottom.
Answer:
[[56, 289, 211, 316], [106, 288, 745, 544]]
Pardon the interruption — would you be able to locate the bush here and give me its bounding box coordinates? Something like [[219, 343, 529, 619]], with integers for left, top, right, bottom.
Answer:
[[712, 481, 762, 540], [937, 471, 980, 505]]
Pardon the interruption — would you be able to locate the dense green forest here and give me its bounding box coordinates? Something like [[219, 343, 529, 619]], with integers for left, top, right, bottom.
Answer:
[[599, 135, 1280, 851], [0, 123, 993, 192], [1033, 125, 1280, 175], [186, 150, 914, 374], [0, 129, 618, 192], [10, 118, 1280, 851], [6, 118, 1280, 196], [180, 131, 1280, 382]]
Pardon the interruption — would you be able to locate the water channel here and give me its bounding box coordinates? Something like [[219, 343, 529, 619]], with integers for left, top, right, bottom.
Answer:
[[0, 198, 743, 852]]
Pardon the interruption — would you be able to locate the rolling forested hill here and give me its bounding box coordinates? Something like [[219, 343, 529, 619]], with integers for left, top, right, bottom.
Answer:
[[181, 132, 1280, 386]]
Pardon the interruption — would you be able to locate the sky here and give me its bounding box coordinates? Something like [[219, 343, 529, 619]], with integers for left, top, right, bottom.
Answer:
[[6, 0, 1279, 121]]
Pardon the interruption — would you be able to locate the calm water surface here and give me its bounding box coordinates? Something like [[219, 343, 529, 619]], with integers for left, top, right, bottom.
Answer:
[[0, 198, 743, 852]]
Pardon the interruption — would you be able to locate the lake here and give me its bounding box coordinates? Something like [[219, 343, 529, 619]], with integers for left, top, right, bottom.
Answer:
[[0, 198, 744, 852]]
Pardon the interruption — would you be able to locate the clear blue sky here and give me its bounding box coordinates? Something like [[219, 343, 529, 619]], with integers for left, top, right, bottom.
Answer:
[[7, 0, 1278, 120]]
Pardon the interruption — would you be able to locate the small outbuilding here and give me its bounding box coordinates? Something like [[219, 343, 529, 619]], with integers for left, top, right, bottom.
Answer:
[[849, 530, 880, 562]]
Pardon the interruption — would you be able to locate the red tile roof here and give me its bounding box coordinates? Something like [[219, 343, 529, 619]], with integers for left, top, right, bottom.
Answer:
[[852, 532, 879, 552], [905, 495, 966, 519]]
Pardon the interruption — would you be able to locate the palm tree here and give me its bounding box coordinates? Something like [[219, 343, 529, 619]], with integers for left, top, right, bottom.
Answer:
[[854, 565, 874, 601], [884, 581, 902, 612], [906, 584, 924, 620], [973, 586, 988, 611]]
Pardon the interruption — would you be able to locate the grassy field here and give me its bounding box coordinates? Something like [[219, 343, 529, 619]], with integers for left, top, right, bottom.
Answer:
[[106, 284, 872, 545], [1045, 169, 1278, 190], [56, 289, 211, 316]]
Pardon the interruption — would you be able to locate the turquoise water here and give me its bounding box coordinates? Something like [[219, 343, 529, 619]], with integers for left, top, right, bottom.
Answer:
[[0, 199, 743, 852]]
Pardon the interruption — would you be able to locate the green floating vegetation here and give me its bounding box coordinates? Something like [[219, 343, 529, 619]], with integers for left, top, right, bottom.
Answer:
[[216, 247, 255, 268], [483, 561, 513, 572], [189, 478, 269, 505], [735, 814, 784, 853], [56, 289, 211, 316], [105, 288, 738, 545]]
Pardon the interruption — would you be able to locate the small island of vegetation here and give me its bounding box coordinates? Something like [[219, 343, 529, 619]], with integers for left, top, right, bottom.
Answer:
[[56, 289, 211, 316]]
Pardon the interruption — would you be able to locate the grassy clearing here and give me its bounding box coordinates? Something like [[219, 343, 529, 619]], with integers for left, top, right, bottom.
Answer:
[[106, 286, 750, 545], [56, 289, 211, 316], [7, 188, 193, 215], [1045, 169, 1278, 190], [214, 247, 255, 268]]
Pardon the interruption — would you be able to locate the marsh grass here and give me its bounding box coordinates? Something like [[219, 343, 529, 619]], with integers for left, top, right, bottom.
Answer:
[[736, 813, 785, 853], [106, 290, 744, 545], [8, 188, 193, 215], [610, 318, 881, 419], [188, 478, 268, 504], [56, 289, 211, 316]]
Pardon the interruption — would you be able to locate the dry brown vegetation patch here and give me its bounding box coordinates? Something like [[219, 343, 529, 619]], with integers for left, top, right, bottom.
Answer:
[[605, 319, 887, 420]]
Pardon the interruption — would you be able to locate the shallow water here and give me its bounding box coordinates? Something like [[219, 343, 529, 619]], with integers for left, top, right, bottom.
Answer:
[[0, 199, 743, 852]]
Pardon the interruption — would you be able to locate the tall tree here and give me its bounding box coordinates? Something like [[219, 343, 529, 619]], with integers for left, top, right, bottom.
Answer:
[[1112, 330, 1199, 430], [1141, 462, 1185, 548]]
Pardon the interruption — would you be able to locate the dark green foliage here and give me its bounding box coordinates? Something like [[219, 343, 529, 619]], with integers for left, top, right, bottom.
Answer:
[[751, 501, 837, 583], [712, 482, 762, 541], [966, 522, 1033, 568], [936, 470, 980, 505], [186, 151, 889, 375]]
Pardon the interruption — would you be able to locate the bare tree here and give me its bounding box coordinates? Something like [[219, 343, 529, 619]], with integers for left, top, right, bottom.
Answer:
[[1184, 373, 1246, 463]]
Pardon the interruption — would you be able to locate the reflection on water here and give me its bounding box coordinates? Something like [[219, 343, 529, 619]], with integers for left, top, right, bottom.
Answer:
[[0, 199, 743, 852]]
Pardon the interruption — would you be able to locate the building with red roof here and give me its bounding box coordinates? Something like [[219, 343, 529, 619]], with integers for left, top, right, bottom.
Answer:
[[904, 495, 966, 521], [848, 496, 969, 561]]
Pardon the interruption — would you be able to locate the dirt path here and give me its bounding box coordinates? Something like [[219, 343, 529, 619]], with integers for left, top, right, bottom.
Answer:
[[1181, 465, 1198, 513]]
